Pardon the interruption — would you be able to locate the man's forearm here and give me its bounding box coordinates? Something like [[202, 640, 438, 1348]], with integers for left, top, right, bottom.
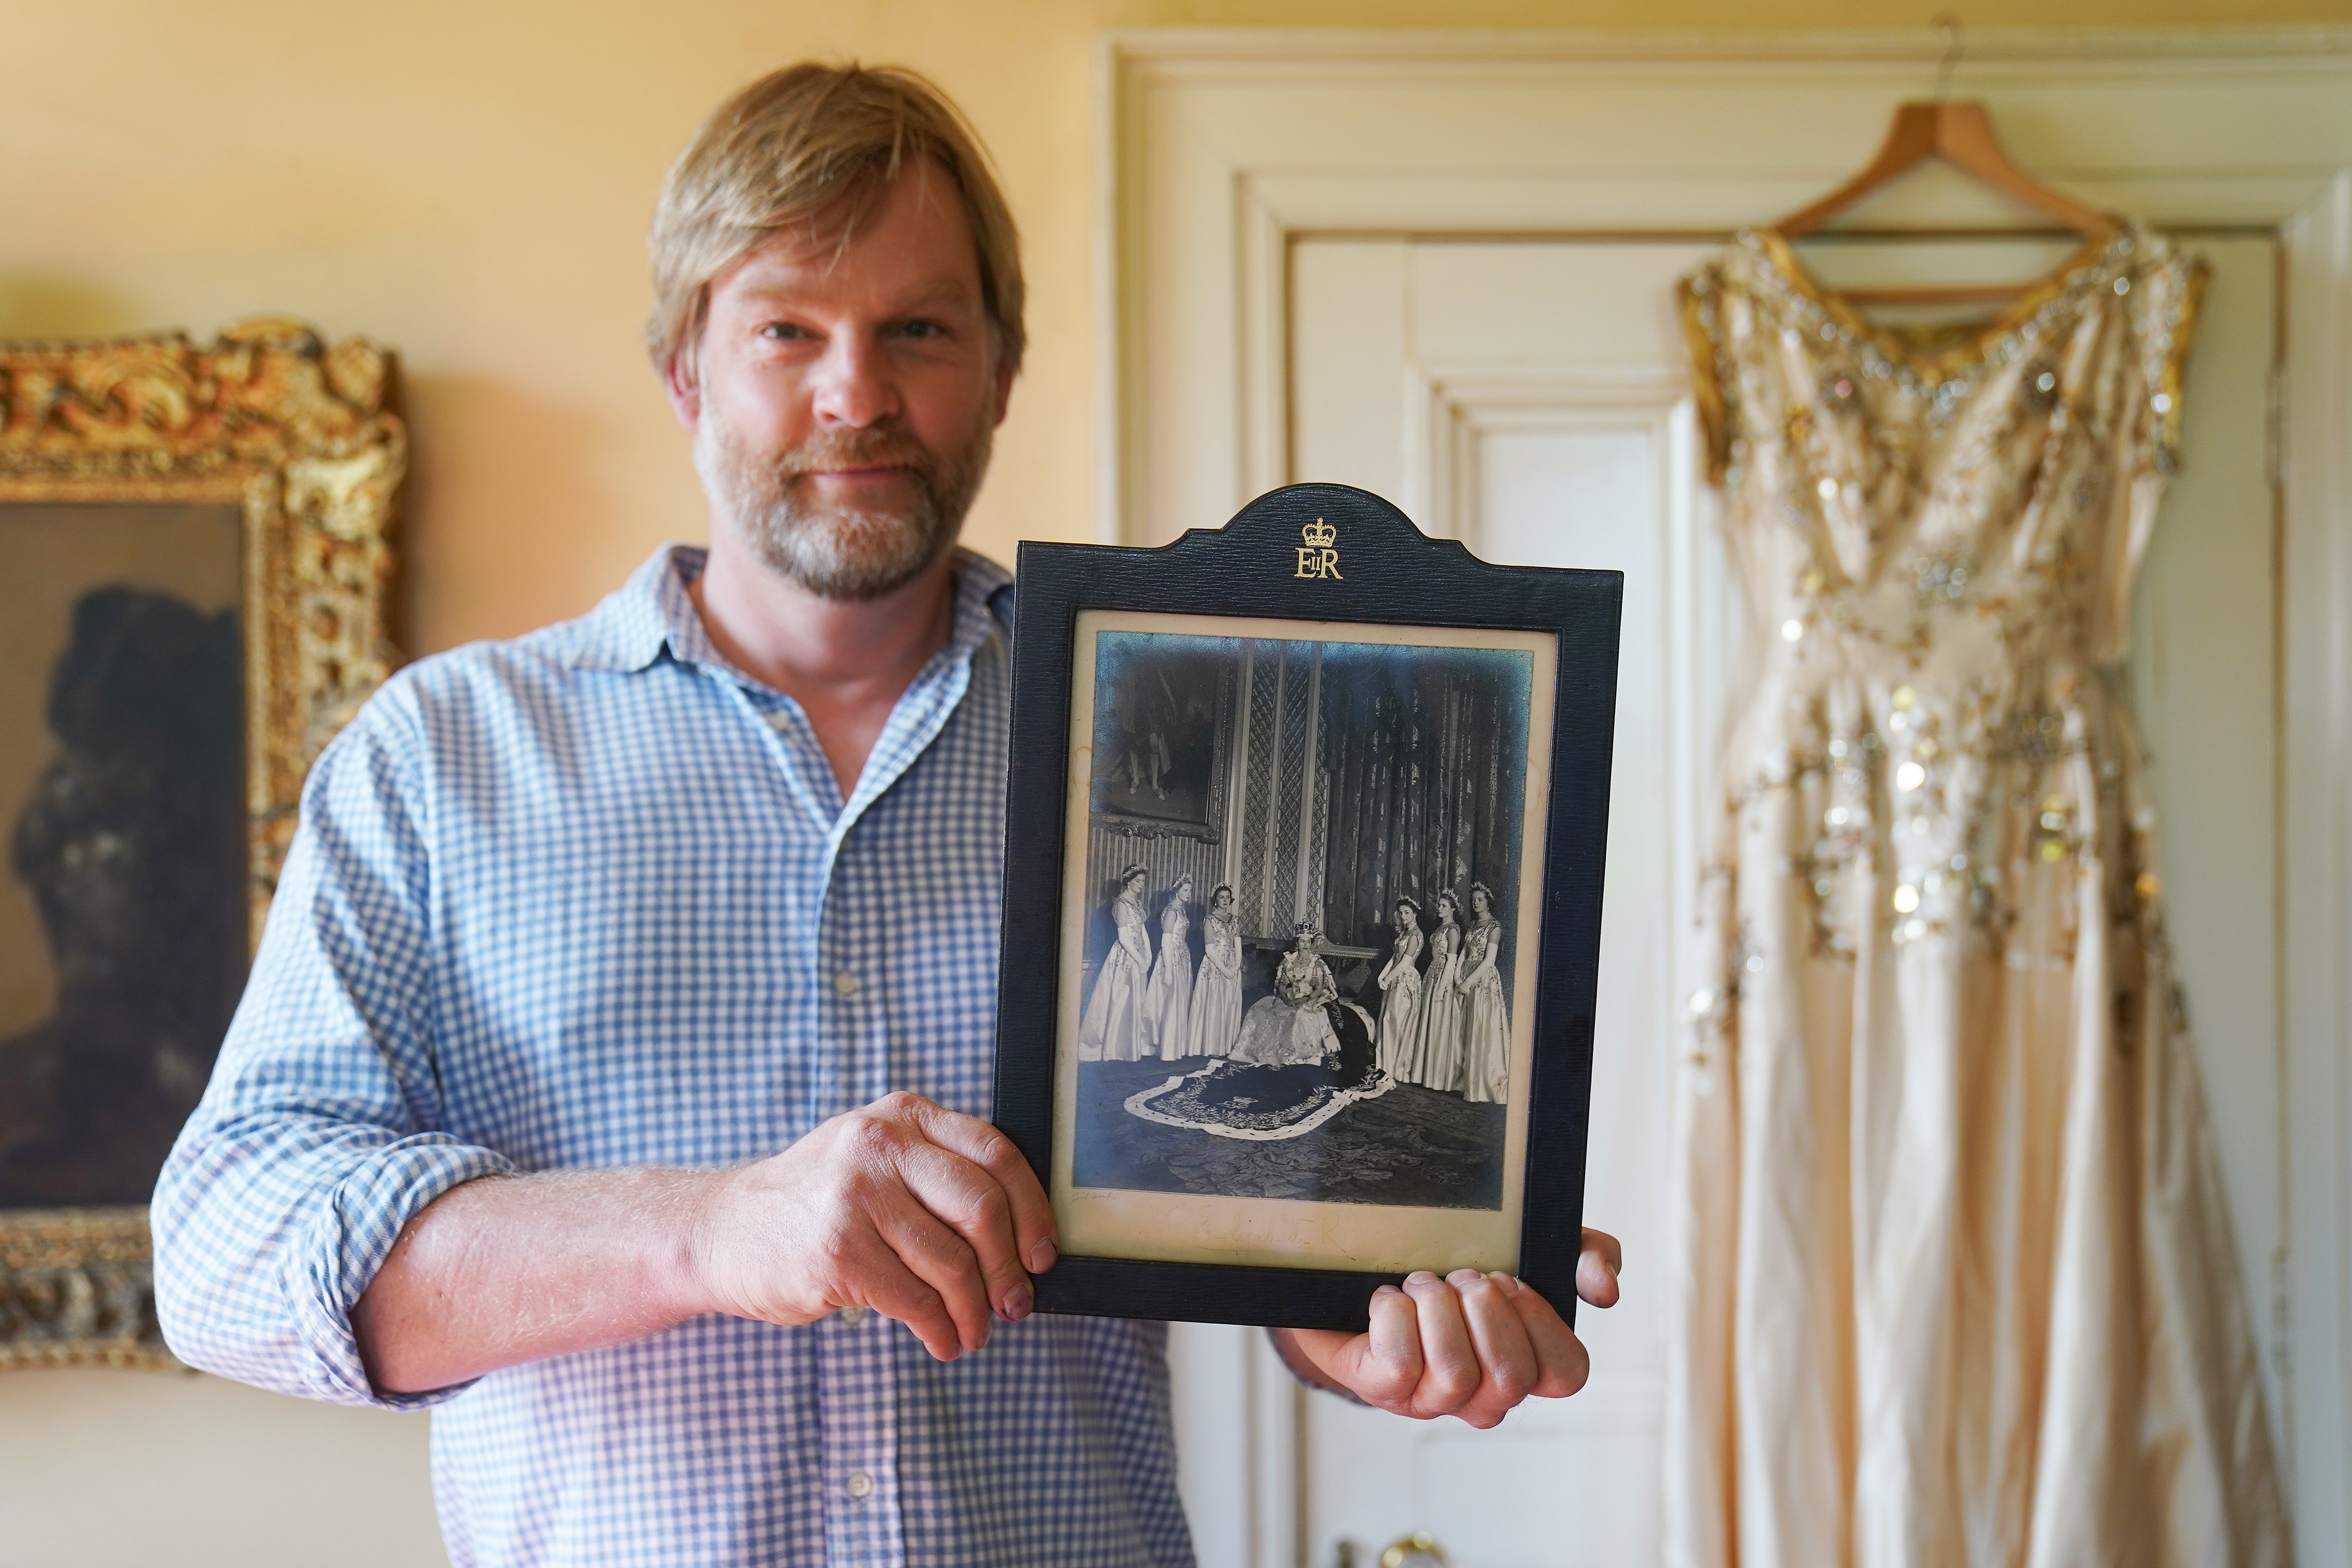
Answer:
[[351, 1167, 720, 1395]]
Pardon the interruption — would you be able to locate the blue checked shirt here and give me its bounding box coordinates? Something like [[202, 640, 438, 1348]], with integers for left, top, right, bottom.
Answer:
[[152, 545, 1196, 1568]]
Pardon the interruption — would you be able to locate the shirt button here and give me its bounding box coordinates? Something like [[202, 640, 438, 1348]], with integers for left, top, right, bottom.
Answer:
[[845, 1470, 875, 1499], [834, 971, 859, 998], [839, 1305, 866, 1324]]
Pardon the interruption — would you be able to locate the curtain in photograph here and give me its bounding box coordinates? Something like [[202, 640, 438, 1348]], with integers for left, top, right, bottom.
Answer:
[[1318, 651, 1520, 956]]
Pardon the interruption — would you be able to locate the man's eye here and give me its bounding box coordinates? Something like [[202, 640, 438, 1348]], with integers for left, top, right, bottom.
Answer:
[[759, 322, 809, 341], [897, 320, 943, 340]]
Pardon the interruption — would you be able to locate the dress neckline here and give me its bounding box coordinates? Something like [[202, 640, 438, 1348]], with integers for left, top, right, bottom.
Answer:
[[1746, 225, 2122, 379]]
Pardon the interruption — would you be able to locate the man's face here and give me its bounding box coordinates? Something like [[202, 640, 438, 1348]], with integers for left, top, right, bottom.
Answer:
[[675, 158, 1014, 600]]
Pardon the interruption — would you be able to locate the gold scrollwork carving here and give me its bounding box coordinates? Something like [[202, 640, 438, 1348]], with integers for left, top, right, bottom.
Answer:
[[0, 1209, 167, 1371], [0, 318, 405, 1371]]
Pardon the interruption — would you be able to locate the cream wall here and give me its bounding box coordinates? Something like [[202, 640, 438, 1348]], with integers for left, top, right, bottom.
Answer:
[[7, 0, 2352, 656], [5, 2, 2350, 1564]]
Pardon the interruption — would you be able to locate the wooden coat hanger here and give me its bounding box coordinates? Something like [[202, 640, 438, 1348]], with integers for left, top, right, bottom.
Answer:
[[1769, 23, 2118, 308]]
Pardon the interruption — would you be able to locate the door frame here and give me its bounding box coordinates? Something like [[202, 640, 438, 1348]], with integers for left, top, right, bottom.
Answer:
[[1103, 27, 2352, 1567]]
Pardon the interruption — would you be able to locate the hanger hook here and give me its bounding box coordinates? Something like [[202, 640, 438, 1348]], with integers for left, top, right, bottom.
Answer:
[[1932, 13, 1965, 101]]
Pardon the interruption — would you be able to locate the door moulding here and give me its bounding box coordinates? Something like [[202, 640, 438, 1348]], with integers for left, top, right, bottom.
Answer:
[[1108, 28, 2352, 1566], [1401, 369, 1684, 545]]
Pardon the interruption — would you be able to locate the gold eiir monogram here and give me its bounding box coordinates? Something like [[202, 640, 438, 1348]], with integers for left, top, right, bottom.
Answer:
[[1293, 517, 1342, 579]]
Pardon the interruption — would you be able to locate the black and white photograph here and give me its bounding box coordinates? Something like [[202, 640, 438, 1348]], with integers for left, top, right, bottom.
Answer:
[[1059, 619, 1546, 1238], [0, 503, 249, 1210]]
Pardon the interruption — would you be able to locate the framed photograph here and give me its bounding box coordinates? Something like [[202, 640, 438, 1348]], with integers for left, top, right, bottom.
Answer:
[[994, 483, 1621, 1330], [0, 319, 403, 1369]]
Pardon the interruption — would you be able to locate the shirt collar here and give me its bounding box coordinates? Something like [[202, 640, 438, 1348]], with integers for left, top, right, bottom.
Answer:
[[568, 543, 1013, 680]]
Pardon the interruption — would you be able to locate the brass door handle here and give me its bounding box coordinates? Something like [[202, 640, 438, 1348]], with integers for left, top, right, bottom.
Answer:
[[1380, 1534, 1451, 1568]]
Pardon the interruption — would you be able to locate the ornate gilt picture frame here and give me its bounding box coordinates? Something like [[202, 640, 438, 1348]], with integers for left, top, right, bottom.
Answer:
[[0, 318, 403, 1369]]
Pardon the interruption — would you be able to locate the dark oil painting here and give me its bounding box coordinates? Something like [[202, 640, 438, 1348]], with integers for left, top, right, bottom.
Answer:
[[1088, 635, 1231, 835], [0, 504, 247, 1209]]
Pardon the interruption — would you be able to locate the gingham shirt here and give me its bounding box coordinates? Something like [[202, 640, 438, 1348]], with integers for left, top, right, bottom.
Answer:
[[152, 545, 1195, 1568]]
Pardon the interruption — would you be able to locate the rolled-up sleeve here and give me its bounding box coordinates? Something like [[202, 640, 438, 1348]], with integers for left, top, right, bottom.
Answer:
[[152, 682, 513, 1410]]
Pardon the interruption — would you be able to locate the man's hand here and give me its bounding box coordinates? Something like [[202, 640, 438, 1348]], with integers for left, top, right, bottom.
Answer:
[[1270, 1228, 1621, 1427], [692, 1091, 1058, 1362], [353, 1091, 1056, 1394]]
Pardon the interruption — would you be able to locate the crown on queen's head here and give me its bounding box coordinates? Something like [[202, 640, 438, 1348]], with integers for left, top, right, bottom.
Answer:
[[1300, 517, 1336, 548]]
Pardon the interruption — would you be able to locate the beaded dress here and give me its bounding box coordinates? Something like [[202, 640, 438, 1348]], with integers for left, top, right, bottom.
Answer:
[[1667, 225, 2287, 1568]]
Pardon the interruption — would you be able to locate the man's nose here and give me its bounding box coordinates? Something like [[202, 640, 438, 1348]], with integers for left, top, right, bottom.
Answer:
[[810, 332, 900, 429]]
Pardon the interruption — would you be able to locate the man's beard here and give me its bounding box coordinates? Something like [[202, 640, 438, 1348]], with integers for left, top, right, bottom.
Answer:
[[693, 407, 990, 602]]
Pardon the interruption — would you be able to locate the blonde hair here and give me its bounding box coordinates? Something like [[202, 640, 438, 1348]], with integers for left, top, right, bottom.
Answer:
[[645, 63, 1025, 384]]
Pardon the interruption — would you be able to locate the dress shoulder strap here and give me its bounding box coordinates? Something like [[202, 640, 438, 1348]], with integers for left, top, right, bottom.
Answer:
[[1676, 261, 1734, 487]]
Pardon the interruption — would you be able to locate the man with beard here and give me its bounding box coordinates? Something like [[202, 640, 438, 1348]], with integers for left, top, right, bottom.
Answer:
[[151, 64, 1620, 1568]]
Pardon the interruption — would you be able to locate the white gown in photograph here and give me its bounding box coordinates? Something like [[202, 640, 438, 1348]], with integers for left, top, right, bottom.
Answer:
[[1402, 921, 1464, 1091], [1140, 896, 1194, 1060], [1182, 910, 1244, 1058], [1457, 917, 1508, 1104], [1077, 891, 1150, 1062], [1375, 926, 1424, 1082]]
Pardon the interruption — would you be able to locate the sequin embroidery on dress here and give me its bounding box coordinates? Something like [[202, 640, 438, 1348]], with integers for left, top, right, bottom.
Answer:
[[1663, 223, 2290, 1568]]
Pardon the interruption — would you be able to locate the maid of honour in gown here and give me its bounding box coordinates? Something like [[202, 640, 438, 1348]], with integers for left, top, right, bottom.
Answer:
[[1376, 897, 1426, 1083], [1184, 884, 1244, 1058], [1140, 874, 1195, 1059], [1402, 890, 1466, 1091], [1078, 864, 1151, 1062], [1669, 225, 2287, 1566], [1458, 883, 1509, 1105]]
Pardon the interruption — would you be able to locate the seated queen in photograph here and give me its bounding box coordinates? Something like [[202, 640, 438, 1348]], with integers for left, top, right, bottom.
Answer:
[[1227, 921, 1342, 1067], [1079, 863, 1152, 1062], [1135, 919, 1380, 1137]]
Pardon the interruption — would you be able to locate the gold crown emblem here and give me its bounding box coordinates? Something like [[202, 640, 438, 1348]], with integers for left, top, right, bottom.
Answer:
[[1300, 517, 1336, 548]]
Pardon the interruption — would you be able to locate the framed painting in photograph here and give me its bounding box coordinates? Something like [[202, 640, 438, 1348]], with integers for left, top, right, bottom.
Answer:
[[993, 482, 1621, 1331], [1088, 640, 1233, 841], [0, 319, 403, 1369]]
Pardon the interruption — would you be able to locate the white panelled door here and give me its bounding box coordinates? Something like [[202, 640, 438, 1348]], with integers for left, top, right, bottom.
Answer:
[[1278, 230, 2280, 1568]]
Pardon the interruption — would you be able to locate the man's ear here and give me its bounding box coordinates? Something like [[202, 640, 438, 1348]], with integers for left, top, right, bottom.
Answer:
[[664, 353, 703, 431], [989, 349, 1017, 430]]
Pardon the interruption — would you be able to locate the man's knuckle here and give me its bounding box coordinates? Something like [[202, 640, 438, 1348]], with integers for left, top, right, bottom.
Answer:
[[1430, 1366, 1478, 1406], [841, 1118, 896, 1157]]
